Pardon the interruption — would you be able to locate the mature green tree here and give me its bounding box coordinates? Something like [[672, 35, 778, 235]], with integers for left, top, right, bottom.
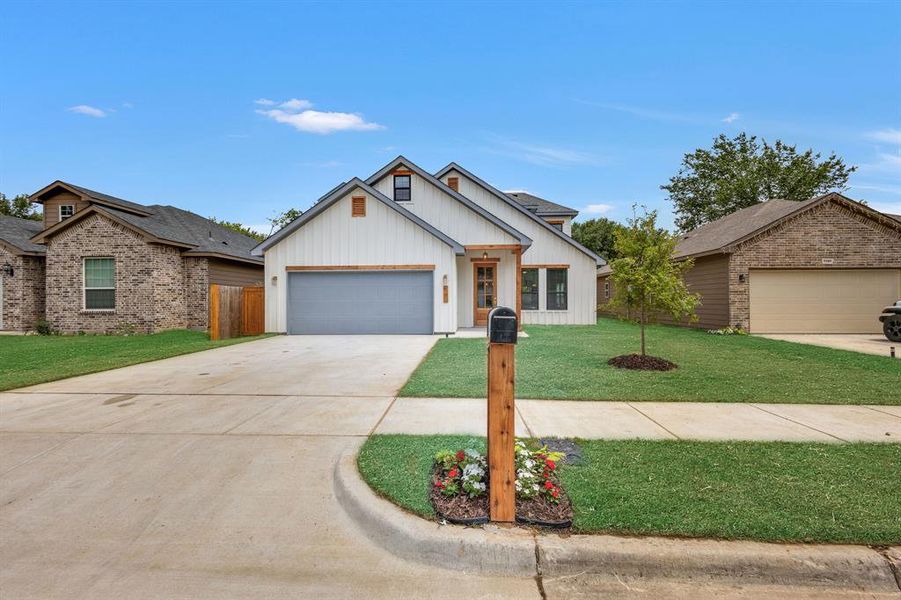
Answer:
[[662, 133, 856, 232], [0, 193, 42, 221], [572, 217, 622, 261], [268, 208, 303, 233], [609, 208, 699, 356], [209, 217, 265, 241]]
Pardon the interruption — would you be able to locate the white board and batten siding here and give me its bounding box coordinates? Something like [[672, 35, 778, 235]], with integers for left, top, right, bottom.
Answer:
[[444, 170, 598, 325], [263, 190, 458, 333], [371, 173, 519, 246]]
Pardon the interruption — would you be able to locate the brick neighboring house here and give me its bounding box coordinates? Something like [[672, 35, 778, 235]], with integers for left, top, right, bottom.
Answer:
[[0, 216, 46, 332], [0, 181, 263, 334], [597, 193, 901, 334]]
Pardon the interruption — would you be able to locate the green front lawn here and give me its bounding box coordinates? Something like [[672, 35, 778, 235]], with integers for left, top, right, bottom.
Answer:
[[400, 318, 901, 404], [358, 434, 901, 544], [0, 330, 272, 391]]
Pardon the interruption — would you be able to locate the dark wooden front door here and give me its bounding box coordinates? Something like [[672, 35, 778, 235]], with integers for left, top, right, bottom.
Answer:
[[473, 263, 497, 326]]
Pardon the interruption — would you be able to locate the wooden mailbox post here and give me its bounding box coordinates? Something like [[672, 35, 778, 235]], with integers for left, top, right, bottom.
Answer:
[[487, 306, 517, 523]]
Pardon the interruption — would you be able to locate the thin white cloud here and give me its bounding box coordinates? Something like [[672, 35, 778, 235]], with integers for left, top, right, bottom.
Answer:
[[254, 98, 276, 106], [722, 112, 740, 123], [865, 128, 901, 145], [869, 201, 901, 215], [575, 99, 704, 124], [485, 136, 601, 167], [256, 98, 384, 134], [583, 203, 615, 215], [279, 98, 313, 110], [859, 152, 901, 174], [851, 183, 901, 195], [67, 105, 106, 118], [122, 101, 134, 109]]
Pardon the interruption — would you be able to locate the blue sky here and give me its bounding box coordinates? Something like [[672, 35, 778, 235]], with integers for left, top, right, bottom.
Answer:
[[2, 1, 899, 234]]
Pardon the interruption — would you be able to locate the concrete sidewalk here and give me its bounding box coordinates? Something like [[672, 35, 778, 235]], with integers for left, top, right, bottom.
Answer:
[[376, 398, 901, 442]]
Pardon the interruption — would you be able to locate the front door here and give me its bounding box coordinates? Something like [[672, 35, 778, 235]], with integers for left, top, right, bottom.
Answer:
[[473, 263, 496, 326]]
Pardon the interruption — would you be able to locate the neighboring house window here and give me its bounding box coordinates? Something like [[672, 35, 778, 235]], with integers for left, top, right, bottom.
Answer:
[[547, 268, 568, 310], [447, 176, 459, 192], [604, 280, 610, 300], [59, 205, 75, 220], [547, 219, 564, 231], [84, 257, 116, 310], [521, 268, 539, 310], [394, 175, 411, 201]]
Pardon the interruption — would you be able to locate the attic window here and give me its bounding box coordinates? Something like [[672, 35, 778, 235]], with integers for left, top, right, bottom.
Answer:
[[447, 177, 459, 192], [59, 205, 75, 220], [394, 175, 411, 202], [352, 195, 366, 217]]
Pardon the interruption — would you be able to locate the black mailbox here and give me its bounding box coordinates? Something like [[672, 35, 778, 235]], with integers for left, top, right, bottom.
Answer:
[[487, 306, 517, 344]]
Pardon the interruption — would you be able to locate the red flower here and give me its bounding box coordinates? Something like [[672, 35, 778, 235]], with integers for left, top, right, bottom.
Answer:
[[456, 450, 466, 462], [544, 480, 554, 490], [448, 467, 459, 478], [545, 459, 556, 470], [435, 479, 445, 489], [551, 488, 559, 498]]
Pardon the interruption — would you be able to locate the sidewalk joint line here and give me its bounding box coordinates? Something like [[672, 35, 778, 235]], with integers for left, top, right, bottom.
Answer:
[[626, 402, 681, 440], [749, 404, 847, 442], [368, 396, 399, 437], [517, 403, 535, 438], [861, 405, 901, 421]]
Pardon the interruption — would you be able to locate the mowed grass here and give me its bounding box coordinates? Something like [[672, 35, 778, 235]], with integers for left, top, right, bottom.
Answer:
[[400, 318, 901, 404], [0, 330, 273, 391], [358, 434, 901, 544]]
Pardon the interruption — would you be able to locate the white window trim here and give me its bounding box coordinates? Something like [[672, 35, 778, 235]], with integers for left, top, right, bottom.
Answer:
[[83, 257, 116, 312], [59, 205, 75, 220]]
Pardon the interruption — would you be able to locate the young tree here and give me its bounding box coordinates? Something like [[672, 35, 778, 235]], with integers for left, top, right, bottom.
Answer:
[[268, 208, 303, 233], [662, 133, 856, 232], [571, 217, 622, 261], [209, 217, 265, 241], [609, 208, 699, 357], [0, 193, 42, 221]]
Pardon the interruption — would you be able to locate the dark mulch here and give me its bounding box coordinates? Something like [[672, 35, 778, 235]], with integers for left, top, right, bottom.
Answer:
[[516, 490, 573, 527], [539, 438, 584, 465], [430, 484, 489, 523], [608, 353, 677, 371]]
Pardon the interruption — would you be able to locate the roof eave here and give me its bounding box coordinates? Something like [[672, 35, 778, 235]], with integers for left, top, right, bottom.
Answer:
[[181, 250, 264, 265], [367, 157, 532, 249], [29, 181, 152, 216], [435, 162, 604, 264]]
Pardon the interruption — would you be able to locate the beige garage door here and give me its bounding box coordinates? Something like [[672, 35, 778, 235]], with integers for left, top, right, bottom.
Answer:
[[750, 269, 901, 333]]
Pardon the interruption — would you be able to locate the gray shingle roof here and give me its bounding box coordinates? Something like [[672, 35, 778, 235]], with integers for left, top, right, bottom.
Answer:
[[505, 192, 578, 217], [101, 205, 263, 263], [0, 215, 45, 254], [674, 198, 820, 258]]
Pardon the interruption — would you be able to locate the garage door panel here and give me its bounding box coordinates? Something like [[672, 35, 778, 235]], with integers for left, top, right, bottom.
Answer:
[[750, 269, 900, 333], [287, 271, 433, 334]]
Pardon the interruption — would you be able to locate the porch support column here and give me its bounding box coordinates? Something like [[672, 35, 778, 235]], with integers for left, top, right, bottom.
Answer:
[[513, 245, 522, 330]]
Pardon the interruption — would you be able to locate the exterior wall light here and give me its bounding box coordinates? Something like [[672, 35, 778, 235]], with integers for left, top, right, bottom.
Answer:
[[738, 273, 746, 283], [482, 251, 489, 260], [2, 262, 13, 277], [442, 274, 448, 286], [271, 275, 278, 286]]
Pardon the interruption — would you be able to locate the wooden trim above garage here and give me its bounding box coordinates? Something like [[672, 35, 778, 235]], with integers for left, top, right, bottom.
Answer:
[[523, 263, 569, 269], [286, 264, 435, 271]]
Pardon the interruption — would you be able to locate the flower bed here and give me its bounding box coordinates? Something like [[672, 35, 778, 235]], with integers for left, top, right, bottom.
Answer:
[[431, 441, 573, 527]]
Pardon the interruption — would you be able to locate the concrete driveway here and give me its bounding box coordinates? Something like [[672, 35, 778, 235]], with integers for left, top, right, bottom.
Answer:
[[757, 333, 897, 357], [0, 335, 541, 599]]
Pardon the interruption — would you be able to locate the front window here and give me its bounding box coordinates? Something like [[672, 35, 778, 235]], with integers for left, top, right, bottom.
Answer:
[[547, 268, 568, 310], [604, 280, 610, 299], [59, 205, 75, 220], [84, 257, 116, 310], [394, 175, 411, 201], [521, 268, 538, 310]]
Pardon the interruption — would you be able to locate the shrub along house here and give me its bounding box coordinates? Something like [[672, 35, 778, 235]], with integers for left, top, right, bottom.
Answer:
[[0, 181, 263, 334], [597, 193, 901, 333], [253, 156, 603, 334]]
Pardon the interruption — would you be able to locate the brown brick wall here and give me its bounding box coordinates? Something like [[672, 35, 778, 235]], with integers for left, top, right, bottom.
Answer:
[[0, 247, 46, 331], [728, 201, 901, 329], [44, 214, 212, 334]]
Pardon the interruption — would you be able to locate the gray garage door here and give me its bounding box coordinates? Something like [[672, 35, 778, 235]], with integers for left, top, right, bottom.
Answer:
[[287, 270, 434, 334]]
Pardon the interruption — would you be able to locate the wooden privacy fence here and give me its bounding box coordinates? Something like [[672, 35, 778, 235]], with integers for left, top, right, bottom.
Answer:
[[209, 284, 264, 340]]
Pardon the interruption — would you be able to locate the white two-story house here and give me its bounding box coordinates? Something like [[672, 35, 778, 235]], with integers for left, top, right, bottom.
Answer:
[[253, 156, 603, 334]]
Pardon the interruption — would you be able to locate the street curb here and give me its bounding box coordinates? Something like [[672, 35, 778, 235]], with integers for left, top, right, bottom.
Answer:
[[335, 449, 901, 592], [333, 450, 538, 576]]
